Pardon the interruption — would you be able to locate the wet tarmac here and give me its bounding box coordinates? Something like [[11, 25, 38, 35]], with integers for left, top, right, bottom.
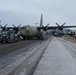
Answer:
[[1, 36, 76, 75], [0, 35, 51, 75], [34, 37, 76, 75]]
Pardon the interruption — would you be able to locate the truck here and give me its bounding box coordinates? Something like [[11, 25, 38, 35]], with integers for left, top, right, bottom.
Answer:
[[0, 29, 20, 43]]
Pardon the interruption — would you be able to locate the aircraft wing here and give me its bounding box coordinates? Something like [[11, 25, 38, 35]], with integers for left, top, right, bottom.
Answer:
[[5, 27, 15, 30], [59, 25, 76, 28], [37, 25, 76, 31], [38, 25, 76, 29], [47, 25, 76, 29]]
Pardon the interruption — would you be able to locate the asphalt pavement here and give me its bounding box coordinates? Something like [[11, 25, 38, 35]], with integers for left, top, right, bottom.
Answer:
[[34, 37, 76, 75]]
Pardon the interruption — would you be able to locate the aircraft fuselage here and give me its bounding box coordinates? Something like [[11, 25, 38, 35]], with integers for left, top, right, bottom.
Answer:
[[20, 25, 43, 39]]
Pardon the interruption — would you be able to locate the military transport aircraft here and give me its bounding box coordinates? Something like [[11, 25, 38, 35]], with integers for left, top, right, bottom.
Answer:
[[1, 14, 76, 40], [19, 14, 76, 40]]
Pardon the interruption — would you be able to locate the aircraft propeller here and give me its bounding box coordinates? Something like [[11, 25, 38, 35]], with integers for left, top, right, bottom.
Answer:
[[43, 23, 49, 31], [12, 24, 21, 33], [56, 22, 66, 30], [0, 24, 7, 31]]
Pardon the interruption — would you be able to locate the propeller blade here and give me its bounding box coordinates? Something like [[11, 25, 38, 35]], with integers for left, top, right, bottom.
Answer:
[[56, 23, 64, 30], [61, 22, 66, 27], [46, 23, 49, 27], [42, 23, 49, 31], [56, 23, 60, 27], [18, 24, 21, 28], [4, 24, 7, 27], [13, 24, 16, 28], [12, 24, 21, 33]]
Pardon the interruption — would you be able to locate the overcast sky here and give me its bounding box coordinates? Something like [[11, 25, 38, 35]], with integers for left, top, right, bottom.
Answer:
[[0, 0, 76, 27]]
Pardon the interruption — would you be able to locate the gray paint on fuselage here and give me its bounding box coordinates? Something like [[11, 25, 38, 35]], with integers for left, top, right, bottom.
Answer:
[[20, 25, 43, 39]]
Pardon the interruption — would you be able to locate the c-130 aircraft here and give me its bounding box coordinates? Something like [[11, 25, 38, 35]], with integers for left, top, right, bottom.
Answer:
[[19, 14, 49, 40], [19, 14, 76, 40], [1, 14, 76, 40]]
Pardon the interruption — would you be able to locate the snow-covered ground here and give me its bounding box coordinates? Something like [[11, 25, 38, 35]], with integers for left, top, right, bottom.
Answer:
[[34, 37, 76, 75]]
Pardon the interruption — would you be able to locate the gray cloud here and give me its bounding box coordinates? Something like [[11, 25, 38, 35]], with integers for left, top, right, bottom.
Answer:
[[0, 0, 76, 27]]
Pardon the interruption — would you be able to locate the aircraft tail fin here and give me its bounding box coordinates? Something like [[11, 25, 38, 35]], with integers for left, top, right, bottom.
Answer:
[[40, 14, 43, 27]]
